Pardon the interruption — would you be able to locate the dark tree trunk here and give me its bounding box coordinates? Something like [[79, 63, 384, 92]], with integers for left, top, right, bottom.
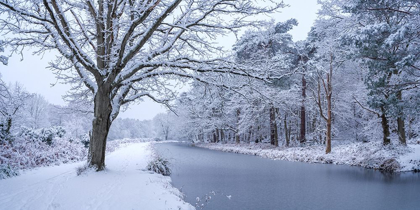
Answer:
[[235, 109, 240, 144], [380, 106, 391, 145], [212, 129, 217, 143], [408, 117, 414, 140], [300, 75, 306, 143], [284, 114, 290, 147], [255, 126, 261, 143], [325, 72, 332, 154], [397, 117, 406, 145], [5, 117, 12, 135], [325, 93, 332, 154], [89, 85, 113, 171], [396, 91, 406, 145], [269, 106, 278, 146], [247, 126, 252, 143]]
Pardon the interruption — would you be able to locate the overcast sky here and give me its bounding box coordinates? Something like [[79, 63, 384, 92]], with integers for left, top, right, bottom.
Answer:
[[0, 0, 320, 121]]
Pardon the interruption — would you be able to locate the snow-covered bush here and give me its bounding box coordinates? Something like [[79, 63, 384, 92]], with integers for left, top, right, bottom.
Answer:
[[0, 136, 148, 179], [0, 121, 14, 143], [0, 164, 19, 179], [80, 133, 90, 148], [19, 126, 66, 145], [0, 131, 88, 179], [147, 155, 171, 176]]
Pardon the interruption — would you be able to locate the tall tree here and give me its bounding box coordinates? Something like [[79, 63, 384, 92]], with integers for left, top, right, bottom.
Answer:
[[0, 0, 284, 170], [234, 19, 298, 146], [0, 80, 31, 141], [322, 0, 420, 145]]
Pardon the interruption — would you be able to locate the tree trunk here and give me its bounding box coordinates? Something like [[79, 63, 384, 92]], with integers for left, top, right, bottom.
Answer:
[[235, 109, 240, 144], [247, 126, 252, 143], [255, 126, 261, 143], [380, 106, 391, 145], [269, 105, 278, 146], [397, 117, 406, 145], [300, 75, 306, 143], [89, 85, 113, 171], [5, 117, 12, 135], [325, 93, 332, 154], [325, 71, 332, 154], [284, 114, 290, 147], [396, 91, 406, 145], [323, 54, 334, 154], [408, 116, 414, 140]]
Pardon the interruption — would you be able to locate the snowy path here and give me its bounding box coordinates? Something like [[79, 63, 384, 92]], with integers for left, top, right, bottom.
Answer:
[[0, 143, 194, 210]]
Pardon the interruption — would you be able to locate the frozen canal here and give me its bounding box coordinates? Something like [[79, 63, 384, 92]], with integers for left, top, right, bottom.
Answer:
[[155, 142, 420, 210]]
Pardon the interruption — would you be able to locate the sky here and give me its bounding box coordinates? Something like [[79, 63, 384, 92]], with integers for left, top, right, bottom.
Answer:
[[0, 0, 320, 121]]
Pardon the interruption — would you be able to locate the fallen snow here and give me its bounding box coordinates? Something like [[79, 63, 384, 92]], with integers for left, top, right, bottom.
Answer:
[[398, 144, 420, 172], [196, 140, 420, 172], [0, 142, 195, 210], [0, 137, 151, 179]]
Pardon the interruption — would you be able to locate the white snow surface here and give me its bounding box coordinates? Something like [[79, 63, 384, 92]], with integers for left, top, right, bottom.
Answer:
[[196, 140, 420, 172], [0, 142, 194, 210], [398, 144, 420, 172]]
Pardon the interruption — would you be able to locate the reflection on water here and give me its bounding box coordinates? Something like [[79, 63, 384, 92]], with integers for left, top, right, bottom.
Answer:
[[155, 142, 420, 210]]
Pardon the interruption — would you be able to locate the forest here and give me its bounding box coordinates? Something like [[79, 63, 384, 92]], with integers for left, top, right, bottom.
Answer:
[[0, 0, 419, 176], [157, 0, 420, 154]]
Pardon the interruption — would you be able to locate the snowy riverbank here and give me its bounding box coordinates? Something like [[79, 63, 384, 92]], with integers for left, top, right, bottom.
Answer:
[[195, 141, 420, 172], [0, 142, 194, 210]]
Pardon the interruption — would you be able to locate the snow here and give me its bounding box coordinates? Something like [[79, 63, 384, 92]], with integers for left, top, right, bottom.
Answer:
[[398, 144, 420, 172], [196, 140, 420, 172], [0, 137, 153, 179], [0, 142, 195, 210]]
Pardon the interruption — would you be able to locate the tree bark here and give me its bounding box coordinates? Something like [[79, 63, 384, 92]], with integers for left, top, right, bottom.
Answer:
[[380, 106, 391, 145], [284, 114, 290, 147], [270, 105, 278, 146], [89, 85, 113, 170], [5, 117, 12, 136], [300, 75, 306, 143], [235, 109, 240, 144], [396, 91, 406, 145], [397, 117, 406, 145], [326, 89, 332, 154]]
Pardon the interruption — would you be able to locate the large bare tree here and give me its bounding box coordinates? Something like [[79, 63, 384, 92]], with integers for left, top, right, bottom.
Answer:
[[0, 0, 283, 170]]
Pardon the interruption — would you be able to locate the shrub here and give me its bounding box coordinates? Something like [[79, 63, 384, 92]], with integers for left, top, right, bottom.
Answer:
[[147, 155, 171, 176], [1, 128, 88, 179], [19, 126, 66, 145], [80, 134, 90, 148], [0, 164, 19, 179]]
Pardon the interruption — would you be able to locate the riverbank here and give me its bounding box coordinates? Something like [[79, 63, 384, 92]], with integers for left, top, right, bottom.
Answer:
[[195, 140, 420, 172], [0, 142, 194, 210]]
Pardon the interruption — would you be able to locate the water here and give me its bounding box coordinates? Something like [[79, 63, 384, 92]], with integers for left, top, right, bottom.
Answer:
[[154, 142, 420, 210]]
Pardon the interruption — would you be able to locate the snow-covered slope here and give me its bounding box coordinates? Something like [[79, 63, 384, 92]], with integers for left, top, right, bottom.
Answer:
[[0, 142, 194, 210]]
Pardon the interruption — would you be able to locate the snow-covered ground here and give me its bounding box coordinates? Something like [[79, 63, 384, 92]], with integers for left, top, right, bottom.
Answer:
[[0, 142, 194, 210], [195, 140, 420, 172]]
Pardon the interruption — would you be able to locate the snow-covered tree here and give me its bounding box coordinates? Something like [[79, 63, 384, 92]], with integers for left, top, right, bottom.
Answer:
[[0, 40, 7, 65], [108, 118, 153, 140], [0, 0, 285, 170], [319, 0, 420, 146], [24, 94, 51, 129], [0, 80, 31, 142]]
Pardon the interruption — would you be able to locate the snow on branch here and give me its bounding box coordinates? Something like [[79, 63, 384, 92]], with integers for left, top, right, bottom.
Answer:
[[0, 0, 285, 123]]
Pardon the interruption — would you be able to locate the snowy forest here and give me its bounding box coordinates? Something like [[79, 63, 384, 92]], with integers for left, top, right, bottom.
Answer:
[[155, 0, 420, 151], [1, 0, 420, 177]]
